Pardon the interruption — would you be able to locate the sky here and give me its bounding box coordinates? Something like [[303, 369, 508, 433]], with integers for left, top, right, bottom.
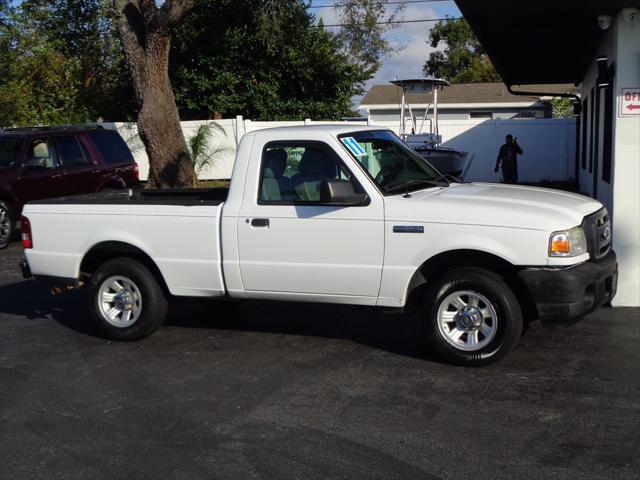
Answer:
[[308, 0, 462, 108]]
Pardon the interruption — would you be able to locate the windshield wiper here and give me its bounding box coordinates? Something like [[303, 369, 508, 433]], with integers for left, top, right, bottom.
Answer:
[[383, 178, 448, 195]]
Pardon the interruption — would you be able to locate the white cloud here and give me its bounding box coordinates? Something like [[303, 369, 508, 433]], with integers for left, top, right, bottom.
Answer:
[[309, 2, 443, 110], [369, 4, 440, 86]]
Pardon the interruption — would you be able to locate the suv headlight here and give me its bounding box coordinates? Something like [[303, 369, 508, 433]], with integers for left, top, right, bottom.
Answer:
[[549, 227, 588, 257]]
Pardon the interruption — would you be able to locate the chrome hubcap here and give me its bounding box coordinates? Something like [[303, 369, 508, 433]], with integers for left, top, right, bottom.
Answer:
[[97, 275, 143, 328], [0, 206, 10, 243], [437, 290, 498, 351]]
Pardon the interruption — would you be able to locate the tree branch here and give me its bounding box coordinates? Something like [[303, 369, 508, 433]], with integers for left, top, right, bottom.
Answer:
[[147, 0, 195, 33], [113, 1, 145, 59]]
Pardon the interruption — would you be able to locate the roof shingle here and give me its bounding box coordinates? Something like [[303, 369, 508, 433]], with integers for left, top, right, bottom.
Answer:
[[360, 82, 578, 106]]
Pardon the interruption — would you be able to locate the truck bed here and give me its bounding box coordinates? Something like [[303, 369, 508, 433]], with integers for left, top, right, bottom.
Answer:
[[24, 188, 227, 298], [30, 187, 229, 206]]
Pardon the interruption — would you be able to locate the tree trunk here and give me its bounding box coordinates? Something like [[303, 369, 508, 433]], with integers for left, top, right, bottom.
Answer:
[[113, 0, 195, 188]]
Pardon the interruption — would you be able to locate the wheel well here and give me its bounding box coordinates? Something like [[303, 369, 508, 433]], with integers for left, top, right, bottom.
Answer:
[[406, 249, 538, 322], [80, 241, 169, 294], [98, 180, 125, 191]]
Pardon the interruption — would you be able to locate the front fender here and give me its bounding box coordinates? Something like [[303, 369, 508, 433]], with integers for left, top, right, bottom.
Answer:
[[377, 223, 549, 307]]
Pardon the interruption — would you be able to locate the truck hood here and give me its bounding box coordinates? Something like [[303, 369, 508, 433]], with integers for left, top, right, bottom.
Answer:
[[385, 182, 603, 231]]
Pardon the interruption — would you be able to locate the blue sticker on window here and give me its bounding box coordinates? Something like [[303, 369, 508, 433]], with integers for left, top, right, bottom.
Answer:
[[341, 137, 367, 157]]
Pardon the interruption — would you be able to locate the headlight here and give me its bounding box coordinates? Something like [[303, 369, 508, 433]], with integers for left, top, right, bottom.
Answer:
[[549, 227, 588, 257]]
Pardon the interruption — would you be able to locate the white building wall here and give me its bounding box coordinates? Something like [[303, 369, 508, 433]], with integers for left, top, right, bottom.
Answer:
[[611, 11, 640, 306], [579, 10, 640, 307]]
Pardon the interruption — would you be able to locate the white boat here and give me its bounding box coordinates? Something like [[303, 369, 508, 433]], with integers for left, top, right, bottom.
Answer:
[[391, 78, 471, 178]]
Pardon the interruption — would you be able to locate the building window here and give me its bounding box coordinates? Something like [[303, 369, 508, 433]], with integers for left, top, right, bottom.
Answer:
[[602, 82, 614, 183], [581, 97, 588, 171], [469, 111, 493, 119], [589, 87, 597, 174], [516, 110, 537, 119]]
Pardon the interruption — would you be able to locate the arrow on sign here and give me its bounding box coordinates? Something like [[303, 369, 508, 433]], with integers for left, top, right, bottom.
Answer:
[[627, 104, 640, 110]]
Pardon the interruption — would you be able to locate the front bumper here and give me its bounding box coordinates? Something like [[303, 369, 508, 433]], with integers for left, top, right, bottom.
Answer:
[[518, 251, 618, 325]]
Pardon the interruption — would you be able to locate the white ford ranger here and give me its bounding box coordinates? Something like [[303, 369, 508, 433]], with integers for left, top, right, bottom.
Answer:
[[20, 126, 618, 366]]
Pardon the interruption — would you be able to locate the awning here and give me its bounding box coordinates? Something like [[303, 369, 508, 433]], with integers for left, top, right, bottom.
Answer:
[[454, 0, 640, 86]]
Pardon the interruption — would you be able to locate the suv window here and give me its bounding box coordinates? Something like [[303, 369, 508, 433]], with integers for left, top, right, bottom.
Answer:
[[25, 138, 58, 169], [259, 142, 357, 204], [89, 131, 134, 164], [0, 138, 24, 168], [56, 135, 91, 167]]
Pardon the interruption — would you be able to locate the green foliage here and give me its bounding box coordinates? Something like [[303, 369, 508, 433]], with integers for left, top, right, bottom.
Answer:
[[188, 122, 230, 183], [335, 0, 405, 79], [0, 1, 135, 127], [171, 0, 372, 120], [1, 0, 390, 127], [0, 6, 86, 126], [424, 18, 501, 83], [22, 0, 136, 120], [551, 97, 575, 119]]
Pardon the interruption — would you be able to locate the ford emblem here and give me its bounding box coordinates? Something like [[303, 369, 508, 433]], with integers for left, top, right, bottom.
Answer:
[[602, 226, 611, 241]]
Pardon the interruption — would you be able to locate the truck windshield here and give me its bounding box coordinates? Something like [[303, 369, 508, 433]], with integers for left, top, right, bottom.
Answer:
[[338, 130, 446, 194], [0, 138, 24, 168]]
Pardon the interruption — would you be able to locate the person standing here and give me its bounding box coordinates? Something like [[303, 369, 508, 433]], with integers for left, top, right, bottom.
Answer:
[[494, 134, 523, 184]]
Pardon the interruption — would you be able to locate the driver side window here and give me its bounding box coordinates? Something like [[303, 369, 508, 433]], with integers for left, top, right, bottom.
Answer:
[[26, 138, 58, 170], [259, 142, 354, 204]]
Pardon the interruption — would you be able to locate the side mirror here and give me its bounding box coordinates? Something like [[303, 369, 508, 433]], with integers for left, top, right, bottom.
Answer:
[[320, 179, 368, 206]]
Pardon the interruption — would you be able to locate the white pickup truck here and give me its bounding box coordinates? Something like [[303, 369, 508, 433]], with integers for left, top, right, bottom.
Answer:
[[20, 125, 618, 366]]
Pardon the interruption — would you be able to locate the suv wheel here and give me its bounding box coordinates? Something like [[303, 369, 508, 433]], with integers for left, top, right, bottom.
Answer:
[[423, 267, 523, 366], [88, 257, 167, 341], [0, 200, 15, 249]]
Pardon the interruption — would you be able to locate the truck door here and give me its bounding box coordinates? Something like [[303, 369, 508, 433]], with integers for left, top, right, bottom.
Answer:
[[236, 140, 384, 300]]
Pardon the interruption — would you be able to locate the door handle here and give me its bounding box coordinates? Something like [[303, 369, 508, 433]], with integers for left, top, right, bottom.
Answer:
[[51, 174, 62, 180], [251, 218, 269, 228]]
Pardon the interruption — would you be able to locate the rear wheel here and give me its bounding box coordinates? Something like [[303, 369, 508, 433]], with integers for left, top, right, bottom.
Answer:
[[88, 257, 167, 341], [423, 267, 523, 366], [0, 200, 15, 249]]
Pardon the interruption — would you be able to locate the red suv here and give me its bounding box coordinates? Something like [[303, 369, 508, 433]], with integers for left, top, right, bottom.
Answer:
[[0, 126, 140, 248]]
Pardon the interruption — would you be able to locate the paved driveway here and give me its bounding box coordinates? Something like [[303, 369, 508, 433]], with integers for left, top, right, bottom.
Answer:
[[1, 242, 639, 480]]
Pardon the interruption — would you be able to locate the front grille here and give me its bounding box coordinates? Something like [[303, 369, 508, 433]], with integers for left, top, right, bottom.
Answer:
[[581, 208, 611, 260]]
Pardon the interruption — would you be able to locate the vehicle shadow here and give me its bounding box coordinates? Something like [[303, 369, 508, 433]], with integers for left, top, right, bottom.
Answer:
[[0, 279, 97, 337], [0, 279, 440, 362], [167, 297, 439, 361]]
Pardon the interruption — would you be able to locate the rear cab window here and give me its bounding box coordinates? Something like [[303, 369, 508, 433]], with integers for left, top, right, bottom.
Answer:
[[0, 137, 25, 168], [88, 131, 134, 165]]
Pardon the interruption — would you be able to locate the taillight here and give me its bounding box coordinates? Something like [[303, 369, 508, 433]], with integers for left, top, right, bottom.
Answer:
[[21, 216, 33, 249], [133, 163, 139, 180]]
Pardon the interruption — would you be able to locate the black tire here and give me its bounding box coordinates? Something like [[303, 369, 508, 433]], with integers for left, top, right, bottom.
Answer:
[[422, 267, 523, 366], [0, 200, 16, 249], [88, 257, 167, 341]]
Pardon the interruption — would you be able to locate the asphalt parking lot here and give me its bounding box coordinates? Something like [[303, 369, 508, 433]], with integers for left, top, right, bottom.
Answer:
[[1, 241, 639, 480]]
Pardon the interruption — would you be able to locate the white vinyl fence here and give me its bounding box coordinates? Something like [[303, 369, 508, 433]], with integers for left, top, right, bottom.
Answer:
[[104, 117, 576, 183]]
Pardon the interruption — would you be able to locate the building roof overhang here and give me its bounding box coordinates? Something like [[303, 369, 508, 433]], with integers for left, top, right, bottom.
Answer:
[[454, 0, 640, 86]]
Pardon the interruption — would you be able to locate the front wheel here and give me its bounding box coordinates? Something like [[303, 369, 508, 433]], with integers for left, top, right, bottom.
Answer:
[[88, 257, 167, 341], [423, 267, 523, 366]]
